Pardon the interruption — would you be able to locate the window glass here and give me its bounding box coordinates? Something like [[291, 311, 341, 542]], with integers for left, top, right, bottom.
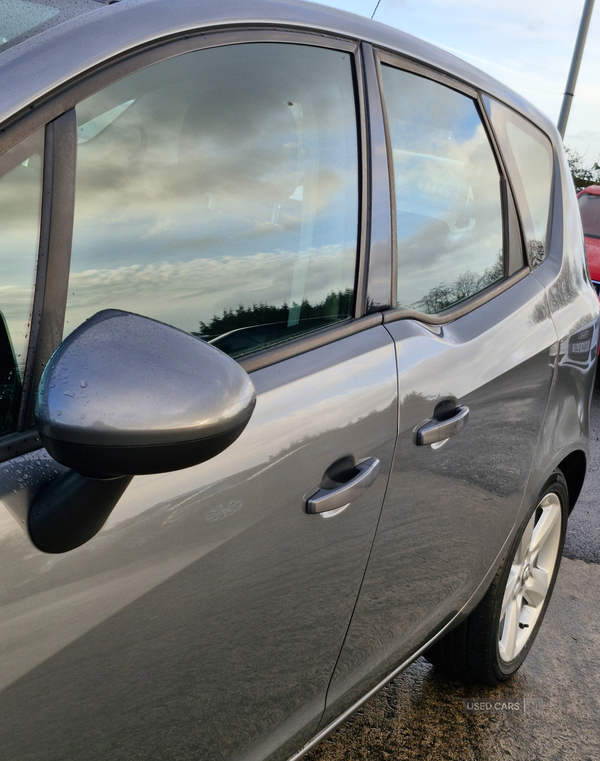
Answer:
[[578, 192, 600, 239], [67, 43, 359, 358], [0, 129, 43, 435], [484, 98, 553, 268], [381, 66, 504, 314]]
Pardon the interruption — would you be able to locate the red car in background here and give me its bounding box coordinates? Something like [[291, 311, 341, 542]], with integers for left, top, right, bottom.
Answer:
[[578, 185, 600, 293]]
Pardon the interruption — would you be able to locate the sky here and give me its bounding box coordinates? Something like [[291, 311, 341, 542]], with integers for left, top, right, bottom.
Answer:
[[325, 0, 600, 165]]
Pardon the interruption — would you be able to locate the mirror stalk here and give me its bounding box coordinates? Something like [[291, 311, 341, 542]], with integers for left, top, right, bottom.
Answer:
[[29, 471, 132, 553]]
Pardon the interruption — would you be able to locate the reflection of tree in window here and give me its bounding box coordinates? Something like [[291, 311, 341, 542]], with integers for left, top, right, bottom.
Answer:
[[198, 289, 353, 357], [412, 252, 503, 314]]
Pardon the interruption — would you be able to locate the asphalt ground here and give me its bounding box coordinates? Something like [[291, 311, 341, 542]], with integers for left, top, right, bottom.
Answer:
[[305, 386, 600, 761]]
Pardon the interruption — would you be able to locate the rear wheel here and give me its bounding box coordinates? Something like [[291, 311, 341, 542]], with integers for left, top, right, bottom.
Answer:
[[425, 471, 568, 684]]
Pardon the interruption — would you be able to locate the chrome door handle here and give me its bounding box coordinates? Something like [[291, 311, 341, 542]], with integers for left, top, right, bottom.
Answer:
[[414, 406, 470, 446], [306, 457, 381, 514]]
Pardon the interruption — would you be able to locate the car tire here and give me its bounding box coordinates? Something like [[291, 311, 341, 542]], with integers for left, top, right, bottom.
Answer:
[[424, 470, 569, 685]]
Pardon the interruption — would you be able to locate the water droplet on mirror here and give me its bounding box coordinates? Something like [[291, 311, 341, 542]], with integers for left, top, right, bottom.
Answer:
[[80, 380, 87, 388]]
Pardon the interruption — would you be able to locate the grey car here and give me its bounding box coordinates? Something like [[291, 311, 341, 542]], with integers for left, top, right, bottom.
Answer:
[[0, 1, 597, 759]]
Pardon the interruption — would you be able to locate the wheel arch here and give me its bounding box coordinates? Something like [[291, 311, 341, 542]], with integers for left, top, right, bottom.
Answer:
[[557, 449, 587, 513]]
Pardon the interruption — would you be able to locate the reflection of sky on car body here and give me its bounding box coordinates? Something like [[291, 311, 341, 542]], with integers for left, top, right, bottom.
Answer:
[[66, 44, 359, 341]]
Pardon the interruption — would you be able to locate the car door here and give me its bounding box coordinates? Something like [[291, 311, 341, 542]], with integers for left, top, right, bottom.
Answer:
[[0, 34, 398, 761], [321, 50, 559, 723]]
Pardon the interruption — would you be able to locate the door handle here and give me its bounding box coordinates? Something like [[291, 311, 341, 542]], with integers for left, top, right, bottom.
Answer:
[[305, 457, 381, 514], [414, 406, 469, 446]]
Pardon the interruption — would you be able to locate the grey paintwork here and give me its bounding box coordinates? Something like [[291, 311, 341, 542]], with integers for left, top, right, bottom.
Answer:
[[0, 326, 398, 761], [36, 309, 256, 459], [322, 272, 559, 725], [0, 2, 598, 761]]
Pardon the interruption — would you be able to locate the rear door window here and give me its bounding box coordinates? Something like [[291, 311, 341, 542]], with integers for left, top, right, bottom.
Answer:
[[380, 65, 504, 314], [66, 43, 359, 358]]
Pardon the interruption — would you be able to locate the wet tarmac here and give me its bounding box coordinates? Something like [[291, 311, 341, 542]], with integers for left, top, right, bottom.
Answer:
[[305, 388, 600, 761]]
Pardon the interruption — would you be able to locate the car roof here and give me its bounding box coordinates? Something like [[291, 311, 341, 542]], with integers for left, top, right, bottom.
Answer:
[[0, 0, 558, 142], [580, 185, 600, 196]]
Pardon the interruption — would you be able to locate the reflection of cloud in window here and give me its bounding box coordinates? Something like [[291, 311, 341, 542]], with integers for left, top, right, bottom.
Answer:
[[392, 113, 502, 310], [64, 245, 355, 337], [68, 43, 359, 342]]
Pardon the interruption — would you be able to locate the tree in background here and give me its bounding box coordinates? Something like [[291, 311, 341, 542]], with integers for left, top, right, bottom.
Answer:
[[565, 147, 600, 190]]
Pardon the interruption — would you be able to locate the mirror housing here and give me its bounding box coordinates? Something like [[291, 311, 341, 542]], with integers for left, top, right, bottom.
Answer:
[[35, 310, 256, 478]]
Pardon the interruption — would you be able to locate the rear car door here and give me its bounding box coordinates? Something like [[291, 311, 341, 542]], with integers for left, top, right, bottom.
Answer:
[[323, 50, 559, 721], [0, 34, 398, 761]]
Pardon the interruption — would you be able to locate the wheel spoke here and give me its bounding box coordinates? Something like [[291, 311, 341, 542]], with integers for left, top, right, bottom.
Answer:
[[500, 595, 521, 662], [501, 567, 519, 616], [516, 516, 535, 564], [523, 567, 549, 608], [530, 501, 560, 557]]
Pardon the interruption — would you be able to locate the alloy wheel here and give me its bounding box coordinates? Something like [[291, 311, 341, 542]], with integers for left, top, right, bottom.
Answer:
[[498, 493, 562, 663]]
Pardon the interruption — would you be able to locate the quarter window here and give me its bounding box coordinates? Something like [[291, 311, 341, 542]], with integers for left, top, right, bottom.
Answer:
[[484, 98, 553, 268], [66, 43, 359, 357], [0, 129, 44, 435], [381, 65, 504, 315]]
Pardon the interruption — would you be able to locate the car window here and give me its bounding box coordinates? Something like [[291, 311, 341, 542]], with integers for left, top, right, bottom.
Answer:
[[0, 128, 44, 435], [65, 43, 359, 358], [484, 98, 553, 268], [380, 66, 504, 314], [578, 192, 600, 239]]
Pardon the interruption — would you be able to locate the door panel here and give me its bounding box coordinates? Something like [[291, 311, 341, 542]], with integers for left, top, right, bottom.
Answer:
[[0, 326, 397, 761], [323, 275, 557, 723]]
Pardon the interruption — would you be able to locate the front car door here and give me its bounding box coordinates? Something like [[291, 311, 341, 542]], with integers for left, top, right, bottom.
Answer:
[[0, 33, 398, 761]]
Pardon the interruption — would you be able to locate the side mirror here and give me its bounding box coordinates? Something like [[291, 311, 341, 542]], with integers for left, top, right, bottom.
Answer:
[[30, 310, 256, 553], [35, 309, 256, 478]]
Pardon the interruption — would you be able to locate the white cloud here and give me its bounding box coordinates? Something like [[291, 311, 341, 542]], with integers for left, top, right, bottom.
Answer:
[[329, 0, 600, 160]]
